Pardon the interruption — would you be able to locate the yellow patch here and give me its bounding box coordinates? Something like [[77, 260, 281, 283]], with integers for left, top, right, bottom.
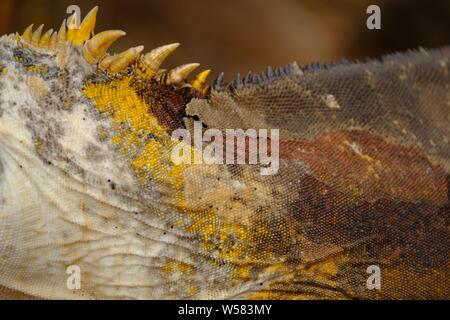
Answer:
[[162, 261, 195, 275], [25, 65, 48, 74], [82, 75, 295, 284], [82, 76, 186, 190], [34, 138, 43, 149]]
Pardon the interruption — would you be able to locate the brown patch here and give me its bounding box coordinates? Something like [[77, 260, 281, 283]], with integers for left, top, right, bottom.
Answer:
[[133, 78, 203, 132], [0, 286, 37, 300], [268, 130, 450, 299], [281, 130, 448, 205]]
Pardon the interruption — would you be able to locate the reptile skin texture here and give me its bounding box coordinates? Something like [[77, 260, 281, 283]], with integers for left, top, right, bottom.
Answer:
[[0, 7, 449, 299]]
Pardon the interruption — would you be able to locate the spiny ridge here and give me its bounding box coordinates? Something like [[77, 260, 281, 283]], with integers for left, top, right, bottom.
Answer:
[[212, 63, 301, 92], [15, 6, 210, 89]]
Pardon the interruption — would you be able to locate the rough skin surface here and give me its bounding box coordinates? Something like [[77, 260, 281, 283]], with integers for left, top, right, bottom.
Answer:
[[0, 17, 449, 299]]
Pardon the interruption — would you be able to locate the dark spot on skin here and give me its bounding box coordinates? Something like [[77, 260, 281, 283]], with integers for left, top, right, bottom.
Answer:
[[13, 48, 34, 67], [13, 47, 52, 67], [147, 133, 158, 141], [43, 67, 62, 80]]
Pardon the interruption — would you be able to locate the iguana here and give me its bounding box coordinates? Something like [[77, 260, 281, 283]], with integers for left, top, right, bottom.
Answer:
[[0, 6, 448, 300]]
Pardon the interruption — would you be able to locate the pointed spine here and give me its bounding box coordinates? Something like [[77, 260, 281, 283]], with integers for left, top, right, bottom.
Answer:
[[66, 13, 78, 42], [72, 6, 98, 46], [191, 69, 211, 92], [39, 28, 53, 47], [166, 63, 200, 84], [57, 19, 67, 45], [21, 24, 34, 44], [31, 24, 44, 47], [213, 72, 225, 90], [83, 30, 126, 64], [107, 45, 144, 73], [49, 31, 58, 49], [142, 43, 179, 76]]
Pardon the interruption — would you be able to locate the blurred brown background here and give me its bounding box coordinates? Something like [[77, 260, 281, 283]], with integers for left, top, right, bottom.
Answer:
[[1, 0, 449, 80]]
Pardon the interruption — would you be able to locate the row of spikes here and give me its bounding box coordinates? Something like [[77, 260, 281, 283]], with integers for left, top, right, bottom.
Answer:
[[20, 7, 99, 50], [212, 63, 301, 91], [18, 6, 211, 93]]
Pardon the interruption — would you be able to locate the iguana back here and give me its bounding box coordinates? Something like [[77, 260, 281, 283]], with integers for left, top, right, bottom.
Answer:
[[0, 7, 448, 299]]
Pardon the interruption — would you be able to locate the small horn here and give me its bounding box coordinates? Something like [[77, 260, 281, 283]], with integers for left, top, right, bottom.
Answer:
[[57, 19, 67, 45], [66, 13, 78, 42], [142, 43, 179, 76], [166, 63, 200, 84], [39, 28, 53, 47], [82, 30, 126, 64], [72, 6, 98, 46], [191, 69, 211, 91], [49, 31, 58, 49], [108, 45, 144, 73], [31, 24, 44, 47], [21, 24, 34, 44]]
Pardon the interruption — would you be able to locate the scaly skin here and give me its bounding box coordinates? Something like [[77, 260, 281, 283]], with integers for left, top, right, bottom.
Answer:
[[0, 7, 449, 299]]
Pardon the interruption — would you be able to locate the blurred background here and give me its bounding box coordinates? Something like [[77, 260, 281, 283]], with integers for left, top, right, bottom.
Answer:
[[1, 0, 449, 80]]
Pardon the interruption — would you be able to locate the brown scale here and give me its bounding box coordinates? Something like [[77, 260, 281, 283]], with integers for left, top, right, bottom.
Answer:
[[131, 77, 203, 132]]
